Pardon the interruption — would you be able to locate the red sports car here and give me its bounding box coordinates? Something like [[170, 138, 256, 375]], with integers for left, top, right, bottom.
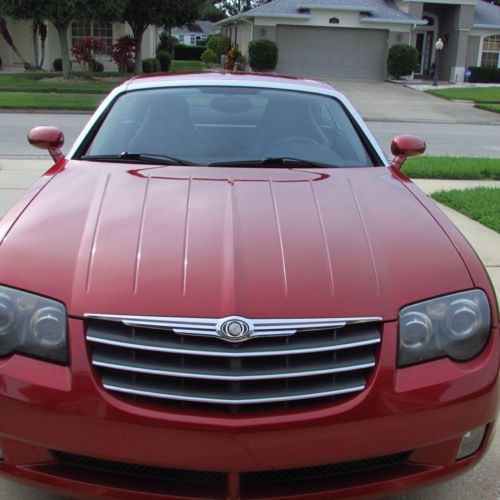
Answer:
[[0, 73, 497, 499]]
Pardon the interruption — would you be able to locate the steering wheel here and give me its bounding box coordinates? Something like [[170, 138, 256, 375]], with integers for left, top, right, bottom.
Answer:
[[265, 136, 342, 163], [268, 136, 323, 149]]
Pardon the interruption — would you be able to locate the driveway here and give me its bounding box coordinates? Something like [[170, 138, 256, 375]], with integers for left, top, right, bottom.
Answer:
[[325, 79, 500, 125]]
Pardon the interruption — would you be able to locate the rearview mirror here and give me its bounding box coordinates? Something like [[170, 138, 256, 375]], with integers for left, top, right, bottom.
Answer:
[[28, 126, 65, 162], [390, 135, 426, 170]]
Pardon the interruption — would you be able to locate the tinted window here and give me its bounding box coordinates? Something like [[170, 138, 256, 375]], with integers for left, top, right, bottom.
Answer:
[[84, 87, 375, 167]]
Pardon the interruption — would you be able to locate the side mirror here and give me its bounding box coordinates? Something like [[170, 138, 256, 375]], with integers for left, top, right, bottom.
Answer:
[[390, 135, 426, 170], [28, 126, 65, 162]]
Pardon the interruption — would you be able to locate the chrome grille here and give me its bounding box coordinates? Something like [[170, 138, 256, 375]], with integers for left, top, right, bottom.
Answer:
[[86, 316, 381, 412]]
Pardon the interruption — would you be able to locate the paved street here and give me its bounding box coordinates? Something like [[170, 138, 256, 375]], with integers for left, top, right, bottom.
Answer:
[[0, 80, 498, 499], [1, 111, 500, 158]]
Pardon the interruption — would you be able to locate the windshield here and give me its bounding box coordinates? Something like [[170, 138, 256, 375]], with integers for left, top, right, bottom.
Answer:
[[82, 87, 376, 168]]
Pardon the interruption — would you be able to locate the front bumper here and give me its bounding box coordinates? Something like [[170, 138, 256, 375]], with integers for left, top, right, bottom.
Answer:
[[0, 320, 498, 499]]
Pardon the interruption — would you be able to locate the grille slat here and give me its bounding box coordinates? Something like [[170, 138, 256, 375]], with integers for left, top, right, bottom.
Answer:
[[87, 328, 380, 358], [102, 376, 366, 405], [86, 318, 381, 412], [93, 351, 375, 381]]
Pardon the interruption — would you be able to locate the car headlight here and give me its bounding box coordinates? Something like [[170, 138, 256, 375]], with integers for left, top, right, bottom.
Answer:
[[398, 290, 491, 367], [0, 286, 67, 363]]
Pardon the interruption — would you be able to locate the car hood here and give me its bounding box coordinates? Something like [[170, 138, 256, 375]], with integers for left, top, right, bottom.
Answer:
[[0, 161, 472, 320]]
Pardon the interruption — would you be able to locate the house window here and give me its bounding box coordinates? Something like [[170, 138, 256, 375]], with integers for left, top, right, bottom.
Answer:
[[481, 35, 500, 68], [190, 34, 196, 45], [71, 21, 113, 55], [423, 16, 434, 27], [329, 17, 340, 24]]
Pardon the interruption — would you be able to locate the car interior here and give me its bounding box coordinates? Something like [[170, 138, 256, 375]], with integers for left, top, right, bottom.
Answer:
[[84, 87, 374, 167]]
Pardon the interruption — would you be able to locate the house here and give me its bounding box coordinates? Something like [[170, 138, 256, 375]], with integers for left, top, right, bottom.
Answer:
[[217, 0, 500, 82], [171, 21, 219, 46], [0, 19, 217, 72]]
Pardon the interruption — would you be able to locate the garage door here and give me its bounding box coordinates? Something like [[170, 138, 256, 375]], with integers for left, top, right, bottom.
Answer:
[[276, 26, 388, 80]]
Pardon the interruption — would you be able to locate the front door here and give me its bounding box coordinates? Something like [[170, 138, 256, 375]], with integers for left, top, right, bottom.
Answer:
[[415, 31, 434, 75]]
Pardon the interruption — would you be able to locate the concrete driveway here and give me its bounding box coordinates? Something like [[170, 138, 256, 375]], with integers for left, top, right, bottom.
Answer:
[[325, 79, 500, 125]]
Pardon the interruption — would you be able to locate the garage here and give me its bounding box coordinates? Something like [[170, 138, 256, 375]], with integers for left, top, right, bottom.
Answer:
[[276, 26, 389, 80]]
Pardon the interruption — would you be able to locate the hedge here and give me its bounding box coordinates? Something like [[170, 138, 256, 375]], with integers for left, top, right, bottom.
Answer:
[[387, 44, 418, 79], [142, 58, 160, 73], [156, 51, 172, 71], [468, 66, 500, 83], [174, 44, 205, 61], [248, 39, 278, 71]]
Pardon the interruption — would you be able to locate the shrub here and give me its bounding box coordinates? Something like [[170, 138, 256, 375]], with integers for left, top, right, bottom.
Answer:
[[92, 61, 104, 72], [468, 66, 500, 83], [72, 37, 106, 72], [225, 46, 246, 71], [207, 34, 231, 58], [387, 44, 418, 80], [248, 38, 278, 72], [53, 58, 62, 71], [174, 44, 205, 61], [142, 57, 160, 73], [157, 32, 177, 55], [111, 35, 136, 73], [201, 48, 218, 68], [156, 51, 172, 71]]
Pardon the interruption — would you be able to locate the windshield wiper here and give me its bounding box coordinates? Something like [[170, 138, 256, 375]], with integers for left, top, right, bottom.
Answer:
[[80, 153, 195, 166], [209, 157, 336, 168]]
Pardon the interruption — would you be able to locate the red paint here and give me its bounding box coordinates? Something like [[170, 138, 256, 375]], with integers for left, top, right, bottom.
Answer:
[[0, 75, 498, 499], [28, 126, 65, 162], [390, 135, 427, 169]]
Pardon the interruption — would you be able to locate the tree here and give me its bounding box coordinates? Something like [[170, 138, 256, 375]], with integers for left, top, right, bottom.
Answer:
[[122, 0, 205, 74], [1, 0, 126, 78], [200, 0, 226, 22], [0, 16, 30, 68], [162, 0, 206, 31], [214, 0, 262, 16]]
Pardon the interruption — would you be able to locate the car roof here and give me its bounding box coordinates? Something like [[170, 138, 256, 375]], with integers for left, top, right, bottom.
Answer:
[[125, 71, 334, 94]]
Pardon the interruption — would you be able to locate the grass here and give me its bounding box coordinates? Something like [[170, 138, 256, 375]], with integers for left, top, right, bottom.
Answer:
[[432, 187, 500, 233], [426, 87, 500, 114], [0, 61, 204, 110], [475, 103, 500, 114], [170, 60, 204, 72], [0, 92, 104, 110], [0, 71, 125, 94], [0, 61, 204, 96], [402, 156, 500, 180], [426, 87, 500, 103]]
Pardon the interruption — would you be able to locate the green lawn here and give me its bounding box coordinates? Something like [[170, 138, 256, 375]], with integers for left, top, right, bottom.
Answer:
[[0, 61, 204, 96], [426, 87, 500, 113], [475, 103, 500, 114], [0, 61, 204, 110], [170, 60, 204, 72], [0, 71, 125, 93], [426, 87, 500, 103], [402, 156, 500, 180], [432, 187, 500, 233], [0, 92, 104, 110]]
